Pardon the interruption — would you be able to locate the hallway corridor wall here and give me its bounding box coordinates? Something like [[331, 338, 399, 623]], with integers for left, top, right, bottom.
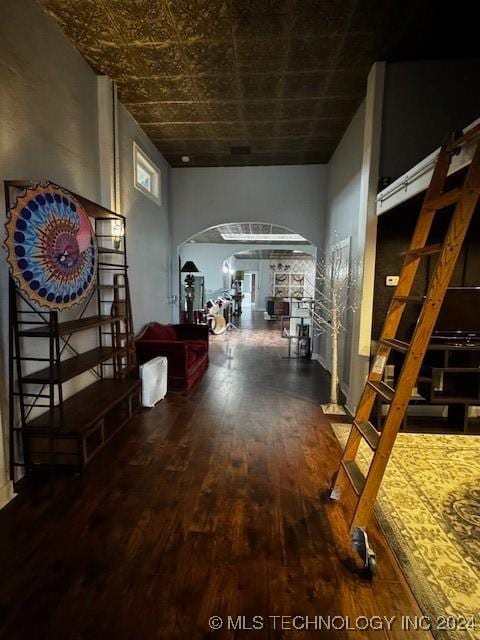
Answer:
[[0, 0, 171, 504]]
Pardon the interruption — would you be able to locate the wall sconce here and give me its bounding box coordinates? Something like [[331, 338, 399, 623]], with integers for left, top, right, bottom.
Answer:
[[112, 219, 125, 250], [222, 263, 229, 274]]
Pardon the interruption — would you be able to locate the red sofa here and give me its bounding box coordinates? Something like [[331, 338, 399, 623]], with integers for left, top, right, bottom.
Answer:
[[136, 323, 209, 391]]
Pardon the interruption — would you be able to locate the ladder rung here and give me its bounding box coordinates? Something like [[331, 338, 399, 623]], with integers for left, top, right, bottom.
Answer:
[[393, 295, 425, 304], [424, 187, 462, 210], [380, 338, 410, 353], [404, 243, 443, 257], [341, 460, 365, 495], [353, 421, 380, 450], [367, 380, 395, 402]]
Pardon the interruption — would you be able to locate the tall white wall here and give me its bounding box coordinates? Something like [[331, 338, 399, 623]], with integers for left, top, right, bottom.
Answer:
[[322, 63, 385, 412], [0, 0, 171, 504], [0, 0, 103, 506], [117, 105, 171, 331], [171, 165, 327, 249], [321, 103, 365, 406], [171, 164, 326, 320]]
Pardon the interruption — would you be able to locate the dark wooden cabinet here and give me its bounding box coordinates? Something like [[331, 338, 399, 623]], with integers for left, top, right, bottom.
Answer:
[[415, 342, 480, 432], [376, 342, 480, 433]]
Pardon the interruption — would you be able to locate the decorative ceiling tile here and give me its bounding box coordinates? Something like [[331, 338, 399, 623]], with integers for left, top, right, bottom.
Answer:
[[144, 122, 213, 138], [132, 101, 210, 124], [102, 2, 175, 44], [308, 135, 340, 149], [168, 0, 230, 40], [81, 45, 139, 79], [276, 120, 314, 137], [188, 139, 236, 153], [313, 118, 349, 137], [243, 101, 279, 121], [303, 150, 332, 164], [118, 76, 197, 104], [205, 122, 247, 137], [292, 0, 355, 35], [327, 67, 369, 95], [166, 152, 221, 166], [40, 0, 474, 167], [183, 40, 236, 75], [237, 38, 286, 72], [132, 44, 188, 77], [190, 222, 311, 243], [233, 13, 288, 39], [254, 137, 307, 152], [240, 74, 283, 100], [194, 74, 239, 100], [316, 96, 363, 119], [287, 37, 337, 71], [202, 101, 243, 122], [282, 72, 329, 98], [230, 0, 290, 17], [279, 99, 319, 120], [245, 121, 277, 137], [42, 0, 99, 44]]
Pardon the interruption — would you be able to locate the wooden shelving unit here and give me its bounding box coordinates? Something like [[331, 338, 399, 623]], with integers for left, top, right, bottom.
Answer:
[[7, 180, 140, 475], [376, 342, 480, 434]]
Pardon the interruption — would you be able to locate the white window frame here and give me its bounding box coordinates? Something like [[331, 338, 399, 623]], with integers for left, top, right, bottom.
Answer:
[[133, 142, 161, 204]]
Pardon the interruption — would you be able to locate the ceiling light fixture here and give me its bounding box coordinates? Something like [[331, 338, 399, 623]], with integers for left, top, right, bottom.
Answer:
[[220, 233, 306, 242]]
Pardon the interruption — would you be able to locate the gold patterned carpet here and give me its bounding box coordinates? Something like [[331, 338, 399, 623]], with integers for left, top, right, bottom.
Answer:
[[332, 424, 480, 640]]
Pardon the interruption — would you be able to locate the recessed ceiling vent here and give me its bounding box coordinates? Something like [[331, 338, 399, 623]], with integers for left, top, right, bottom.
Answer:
[[230, 145, 251, 155]]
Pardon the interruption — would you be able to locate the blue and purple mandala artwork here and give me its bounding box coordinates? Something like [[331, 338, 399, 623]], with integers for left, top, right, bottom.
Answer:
[[5, 183, 97, 310]]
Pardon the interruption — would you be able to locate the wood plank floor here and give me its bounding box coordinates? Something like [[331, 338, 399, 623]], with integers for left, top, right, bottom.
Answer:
[[0, 312, 432, 639]]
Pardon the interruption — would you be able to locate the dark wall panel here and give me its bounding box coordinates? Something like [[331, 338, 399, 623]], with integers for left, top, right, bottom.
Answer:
[[380, 59, 480, 182], [372, 175, 480, 342]]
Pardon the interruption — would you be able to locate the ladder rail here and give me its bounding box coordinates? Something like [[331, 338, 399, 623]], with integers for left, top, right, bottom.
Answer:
[[331, 134, 459, 496], [352, 158, 480, 528], [330, 130, 480, 545]]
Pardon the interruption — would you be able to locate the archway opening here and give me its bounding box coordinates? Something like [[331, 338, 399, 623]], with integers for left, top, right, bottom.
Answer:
[[177, 222, 316, 327]]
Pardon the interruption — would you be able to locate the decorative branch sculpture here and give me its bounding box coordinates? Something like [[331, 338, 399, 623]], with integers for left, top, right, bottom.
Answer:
[[313, 241, 361, 414]]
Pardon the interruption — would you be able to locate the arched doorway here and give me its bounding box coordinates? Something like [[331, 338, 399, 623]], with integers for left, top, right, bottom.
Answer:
[[177, 222, 316, 324]]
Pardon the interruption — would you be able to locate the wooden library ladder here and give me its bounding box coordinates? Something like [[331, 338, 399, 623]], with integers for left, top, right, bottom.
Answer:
[[330, 124, 480, 577]]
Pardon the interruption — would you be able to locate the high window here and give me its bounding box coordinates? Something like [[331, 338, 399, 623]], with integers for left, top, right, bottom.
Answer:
[[133, 142, 161, 204]]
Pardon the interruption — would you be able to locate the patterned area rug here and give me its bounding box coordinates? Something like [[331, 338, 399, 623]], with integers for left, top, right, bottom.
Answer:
[[332, 425, 480, 640]]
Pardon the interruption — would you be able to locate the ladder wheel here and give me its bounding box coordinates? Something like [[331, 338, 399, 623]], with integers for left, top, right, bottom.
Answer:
[[352, 527, 377, 578], [366, 552, 377, 578]]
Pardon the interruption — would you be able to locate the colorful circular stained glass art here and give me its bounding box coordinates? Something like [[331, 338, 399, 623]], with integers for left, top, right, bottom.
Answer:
[[5, 183, 97, 310]]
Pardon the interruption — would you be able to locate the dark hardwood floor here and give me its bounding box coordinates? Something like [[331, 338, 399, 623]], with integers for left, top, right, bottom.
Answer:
[[0, 311, 431, 639]]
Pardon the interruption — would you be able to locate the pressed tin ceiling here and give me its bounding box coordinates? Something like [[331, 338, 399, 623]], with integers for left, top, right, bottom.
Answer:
[[187, 223, 310, 243], [235, 249, 313, 259], [40, 0, 478, 167]]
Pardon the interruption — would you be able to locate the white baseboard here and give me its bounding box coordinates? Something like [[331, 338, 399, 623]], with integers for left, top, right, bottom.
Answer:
[[0, 481, 16, 510]]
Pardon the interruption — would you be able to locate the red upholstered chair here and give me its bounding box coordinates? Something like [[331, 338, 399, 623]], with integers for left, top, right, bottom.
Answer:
[[135, 323, 209, 391]]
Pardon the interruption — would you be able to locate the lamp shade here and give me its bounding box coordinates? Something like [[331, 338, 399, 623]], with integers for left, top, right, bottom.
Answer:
[[181, 260, 199, 273]]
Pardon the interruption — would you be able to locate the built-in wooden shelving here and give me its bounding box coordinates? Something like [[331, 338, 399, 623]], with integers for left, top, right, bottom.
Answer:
[[7, 180, 140, 475]]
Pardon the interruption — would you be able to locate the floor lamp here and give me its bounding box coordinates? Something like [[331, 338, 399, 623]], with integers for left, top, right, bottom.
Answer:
[[181, 260, 199, 323]]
